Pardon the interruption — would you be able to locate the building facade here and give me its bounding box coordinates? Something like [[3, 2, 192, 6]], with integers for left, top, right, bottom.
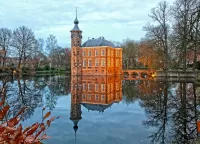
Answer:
[[70, 13, 122, 76]]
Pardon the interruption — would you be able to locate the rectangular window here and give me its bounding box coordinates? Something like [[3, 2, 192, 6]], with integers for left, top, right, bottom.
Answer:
[[83, 83, 86, 90], [95, 84, 99, 92], [116, 83, 119, 90], [116, 93, 119, 99], [95, 59, 99, 66], [108, 50, 110, 56], [87, 94, 92, 100], [95, 94, 99, 101], [88, 83, 92, 91], [101, 50, 105, 56], [101, 84, 105, 91], [101, 95, 105, 101], [111, 59, 113, 66], [89, 51, 91, 56], [111, 83, 113, 91], [83, 51, 86, 56], [116, 59, 118, 66], [88, 59, 92, 67], [95, 50, 99, 56], [83, 60, 86, 67], [101, 59, 105, 66], [117, 51, 120, 57], [82, 94, 86, 99]]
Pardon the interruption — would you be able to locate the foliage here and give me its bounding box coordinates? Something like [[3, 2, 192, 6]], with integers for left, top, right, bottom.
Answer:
[[138, 40, 164, 70], [0, 79, 59, 143], [122, 39, 139, 69], [196, 61, 200, 70]]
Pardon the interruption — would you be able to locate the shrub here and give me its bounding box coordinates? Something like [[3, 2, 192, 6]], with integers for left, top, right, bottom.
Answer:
[[51, 67, 55, 71], [22, 67, 30, 73], [196, 61, 200, 70], [44, 65, 50, 71]]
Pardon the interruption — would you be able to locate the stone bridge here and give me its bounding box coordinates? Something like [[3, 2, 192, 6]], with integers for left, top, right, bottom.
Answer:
[[123, 69, 156, 80]]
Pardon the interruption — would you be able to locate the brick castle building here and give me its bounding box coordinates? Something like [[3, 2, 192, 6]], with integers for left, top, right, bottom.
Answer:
[[70, 11, 122, 76]]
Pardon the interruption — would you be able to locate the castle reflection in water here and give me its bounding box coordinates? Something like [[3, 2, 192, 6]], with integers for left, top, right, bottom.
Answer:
[[69, 75, 122, 141]]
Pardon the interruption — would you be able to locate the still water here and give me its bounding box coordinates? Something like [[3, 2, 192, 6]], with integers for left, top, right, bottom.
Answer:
[[1, 75, 200, 144]]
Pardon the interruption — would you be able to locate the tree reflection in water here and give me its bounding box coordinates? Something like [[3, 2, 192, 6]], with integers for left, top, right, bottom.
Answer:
[[122, 80, 200, 144], [1, 75, 70, 120]]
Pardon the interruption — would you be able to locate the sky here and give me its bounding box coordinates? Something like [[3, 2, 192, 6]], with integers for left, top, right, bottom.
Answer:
[[0, 0, 175, 47]]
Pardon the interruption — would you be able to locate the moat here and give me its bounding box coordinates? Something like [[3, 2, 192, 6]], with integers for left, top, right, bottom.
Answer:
[[1, 75, 199, 144]]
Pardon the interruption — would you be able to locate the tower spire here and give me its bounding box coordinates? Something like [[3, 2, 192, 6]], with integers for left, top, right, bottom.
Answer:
[[74, 7, 79, 24], [76, 7, 77, 18]]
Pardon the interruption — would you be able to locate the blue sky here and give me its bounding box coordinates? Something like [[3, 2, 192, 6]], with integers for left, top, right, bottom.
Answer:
[[0, 0, 175, 47]]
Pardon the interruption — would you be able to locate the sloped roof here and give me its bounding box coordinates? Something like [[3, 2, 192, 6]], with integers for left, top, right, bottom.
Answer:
[[82, 37, 116, 47], [71, 24, 82, 32], [81, 103, 113, 112]]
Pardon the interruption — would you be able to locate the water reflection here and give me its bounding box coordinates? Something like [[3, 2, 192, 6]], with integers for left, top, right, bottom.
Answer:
[[70, 75, 122, 142], [1, 75, 200, 143], [123, 80, 200, 144], [3, 75, 70, 120]]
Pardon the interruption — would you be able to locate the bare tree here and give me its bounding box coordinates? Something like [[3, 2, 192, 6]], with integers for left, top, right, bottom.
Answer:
[[171, 0, 198, 71], [45, 35, 58, 69], [36, 38, 45, 67], [122, 39, 139, 69], [0, 28, 12, 66], [144, 0, 170, 70], [189, 2, 200, 69], [12, 26, 38, 69], [37, 38, 45, 52]]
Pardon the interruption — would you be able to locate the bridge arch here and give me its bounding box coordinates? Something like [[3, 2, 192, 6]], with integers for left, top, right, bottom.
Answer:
[[124, 72, 129, 78], [131, 72, 138, 78], [123, 70, 155, 80]]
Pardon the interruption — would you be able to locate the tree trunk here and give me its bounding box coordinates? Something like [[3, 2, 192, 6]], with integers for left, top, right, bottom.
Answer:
[[193, 21, 198, 70], [2, 50, 6, 67]]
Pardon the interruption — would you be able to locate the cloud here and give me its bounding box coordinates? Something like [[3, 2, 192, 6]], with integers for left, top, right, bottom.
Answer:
[[0, 0, 175, 47]]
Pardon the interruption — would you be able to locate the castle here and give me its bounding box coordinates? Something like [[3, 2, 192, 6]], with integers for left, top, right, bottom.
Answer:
[[70, 10, 122, 76], [69, 11, 123, 142]]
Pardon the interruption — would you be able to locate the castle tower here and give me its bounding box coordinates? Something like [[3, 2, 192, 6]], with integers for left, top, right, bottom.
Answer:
[[70, 8, 82, 75], [70, 75, 82, 143]]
